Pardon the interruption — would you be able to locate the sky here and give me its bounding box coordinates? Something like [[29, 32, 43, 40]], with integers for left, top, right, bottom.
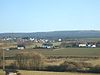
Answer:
[[0, 0, 100, 33]]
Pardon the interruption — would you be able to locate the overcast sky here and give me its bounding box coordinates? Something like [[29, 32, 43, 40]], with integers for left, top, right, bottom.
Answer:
[[0, 0, 100, 32]]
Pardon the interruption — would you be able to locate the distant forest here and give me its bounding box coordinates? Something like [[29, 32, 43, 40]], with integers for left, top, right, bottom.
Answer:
[[0, 30, 100, 39]]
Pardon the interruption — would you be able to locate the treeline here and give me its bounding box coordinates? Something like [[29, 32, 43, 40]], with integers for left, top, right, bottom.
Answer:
[[8, 52, 45, 70], [45, 61, 100, 73], [1, 31, 100, 39]]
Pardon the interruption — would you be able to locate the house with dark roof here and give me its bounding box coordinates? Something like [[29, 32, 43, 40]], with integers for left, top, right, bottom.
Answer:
[[42, 43, 53, 49]]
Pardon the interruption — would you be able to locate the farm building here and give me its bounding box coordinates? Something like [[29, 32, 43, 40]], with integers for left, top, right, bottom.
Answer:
[[42, 43, 53, 49], [17, 44, 25, 50], [91, 45, 96, 48], [79, 44, 87, 47], [79, 43, 96, 48]]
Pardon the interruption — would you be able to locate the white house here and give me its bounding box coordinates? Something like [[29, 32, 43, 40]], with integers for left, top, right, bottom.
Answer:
[[17, 45, 25, 50], [79, 44, 87, 47], [58, 39, 62, 42], [87, 44, 91, 47], [91, 45, 96, 48], [29, 38, 34, 41]]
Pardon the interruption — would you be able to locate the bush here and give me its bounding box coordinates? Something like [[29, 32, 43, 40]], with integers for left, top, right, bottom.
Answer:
[[60, 61, 92, 71], [89, 65, 100, 73]]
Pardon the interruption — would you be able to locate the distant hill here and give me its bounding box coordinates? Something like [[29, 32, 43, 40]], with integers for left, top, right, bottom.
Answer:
[[0, 30, 100, 39]]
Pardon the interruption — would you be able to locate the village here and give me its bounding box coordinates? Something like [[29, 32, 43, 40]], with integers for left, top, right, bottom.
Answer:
[[0, 37, 100, 51]]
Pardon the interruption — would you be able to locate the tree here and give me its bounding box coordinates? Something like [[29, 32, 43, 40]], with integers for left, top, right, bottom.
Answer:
[[0, 50, 2, 68], [15, 51, 45, 70]]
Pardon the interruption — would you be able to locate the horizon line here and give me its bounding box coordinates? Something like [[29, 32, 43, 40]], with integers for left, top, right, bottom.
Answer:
[[0, 30, 100, 33]]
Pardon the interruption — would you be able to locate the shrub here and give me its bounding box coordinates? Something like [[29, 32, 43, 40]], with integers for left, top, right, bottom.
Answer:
[[59, 61, 92, 72], [89, 65, 100, 73]]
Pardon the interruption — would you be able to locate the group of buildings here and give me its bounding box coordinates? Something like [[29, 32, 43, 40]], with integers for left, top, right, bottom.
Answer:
[[78, 43, 96, 48], [60, 40, 100, 48], [14, 41, 100, 50], [1, 37, 100, 50]]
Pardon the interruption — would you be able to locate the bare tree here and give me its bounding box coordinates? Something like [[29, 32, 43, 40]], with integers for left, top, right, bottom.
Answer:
[[15, 51, 45, 70], [0, 50, 3, 68]]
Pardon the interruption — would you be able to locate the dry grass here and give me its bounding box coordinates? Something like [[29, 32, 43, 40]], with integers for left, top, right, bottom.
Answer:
[[87, 59, 100, 66], [0, 70, 100, 75], [0, 70, 5, 75], [19, 70, 100, 75]]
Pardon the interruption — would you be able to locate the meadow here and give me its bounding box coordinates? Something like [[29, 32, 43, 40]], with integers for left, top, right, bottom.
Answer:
[[32, 48, 100, 57], [4, 48, 100, 67]]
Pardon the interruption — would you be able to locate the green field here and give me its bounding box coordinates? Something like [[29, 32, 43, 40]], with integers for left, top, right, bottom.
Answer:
[[5, 48, 100, 57], [32, 48, 100, 57]]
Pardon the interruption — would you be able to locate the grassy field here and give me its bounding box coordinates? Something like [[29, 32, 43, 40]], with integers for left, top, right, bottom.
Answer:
[[4, 48, 100, 67], [0, 70, 100, 75], [19, 71, 100, 75], [32, 48, 100, 57], [4, 48, 100, 57]]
